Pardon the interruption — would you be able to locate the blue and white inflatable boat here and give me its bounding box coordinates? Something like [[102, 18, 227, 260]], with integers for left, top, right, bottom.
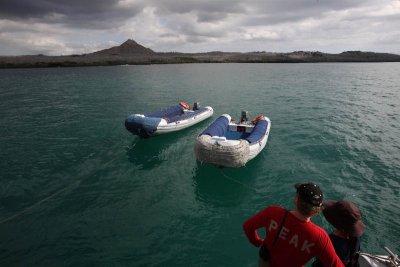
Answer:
[[194, 111, 271, 167], [125, 102, 214, 137]]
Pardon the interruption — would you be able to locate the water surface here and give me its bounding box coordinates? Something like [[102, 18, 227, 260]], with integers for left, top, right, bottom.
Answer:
[[0, 63, 399, 266]]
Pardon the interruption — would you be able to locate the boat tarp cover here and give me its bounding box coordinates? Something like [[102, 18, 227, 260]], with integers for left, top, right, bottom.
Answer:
[[144, 105, 209, 123], [144, 105, 184, 119], [167, 107, 209, 123], [245, 119, 268, 143], [200, 116, 229, 137]]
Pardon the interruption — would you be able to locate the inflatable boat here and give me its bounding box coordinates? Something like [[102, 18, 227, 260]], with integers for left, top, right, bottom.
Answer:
[[194, 111, 271, 167], [125, 102, 213, 138]]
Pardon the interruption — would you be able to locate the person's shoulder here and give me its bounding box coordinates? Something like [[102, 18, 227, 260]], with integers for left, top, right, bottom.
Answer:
[[267, 205, 286, 212], [253, 206, 286, 219], [309, 222, 330, 235], [262, 206, 287, 215]]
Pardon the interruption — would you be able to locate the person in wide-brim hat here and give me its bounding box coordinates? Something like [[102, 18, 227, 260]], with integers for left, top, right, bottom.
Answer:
[[313, 199, 365, 267], [323, 199, 365, 237]]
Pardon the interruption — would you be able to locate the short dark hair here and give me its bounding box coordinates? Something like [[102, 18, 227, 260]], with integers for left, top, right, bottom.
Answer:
[[295, 183, 323, 207], [297, 194, 322, 217]]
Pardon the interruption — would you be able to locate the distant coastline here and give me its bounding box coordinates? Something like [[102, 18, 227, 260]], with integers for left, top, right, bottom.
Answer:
[[1, 39, 400, 68]]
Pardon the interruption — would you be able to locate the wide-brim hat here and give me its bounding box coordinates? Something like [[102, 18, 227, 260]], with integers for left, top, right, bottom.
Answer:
[[323, 200, 365, 237]]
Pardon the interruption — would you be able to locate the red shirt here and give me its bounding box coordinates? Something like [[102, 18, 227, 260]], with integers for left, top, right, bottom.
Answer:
[[243, 206, 344, 267]]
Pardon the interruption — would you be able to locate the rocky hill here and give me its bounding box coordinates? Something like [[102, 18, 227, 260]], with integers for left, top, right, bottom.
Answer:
[[90, 39, 155, 56], [1, 39, 400, 68]]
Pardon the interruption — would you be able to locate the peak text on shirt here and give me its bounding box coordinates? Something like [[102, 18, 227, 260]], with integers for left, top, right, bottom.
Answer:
[[269, 219, 315, 253]]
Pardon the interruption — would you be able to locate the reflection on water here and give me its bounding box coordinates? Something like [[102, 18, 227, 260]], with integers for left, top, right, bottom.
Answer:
[[125, 134, 180, 170], [192, 159, 263, 208], [124, 117, 214, 171]]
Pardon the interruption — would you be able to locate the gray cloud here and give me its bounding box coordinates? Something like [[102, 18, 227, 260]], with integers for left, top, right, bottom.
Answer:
[[150, 0, 245, 16], [0, 0, 399, 55], [240, 0, 368, 26], [0, 0, 145, 29], [1, 0, 124, 17], [196, 11, 228, 23]]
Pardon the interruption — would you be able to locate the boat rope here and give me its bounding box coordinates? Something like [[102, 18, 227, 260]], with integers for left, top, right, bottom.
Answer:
[[0, 179, 82, 225], [218, 167, 284, 205], [0, 155, 120, 225], [220, 166, 285, 206], [219, 168, 258, 193]]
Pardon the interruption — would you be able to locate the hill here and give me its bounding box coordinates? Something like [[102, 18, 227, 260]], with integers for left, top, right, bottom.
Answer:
[[90, 39, 155, 56], [1, 39, 400, 68]]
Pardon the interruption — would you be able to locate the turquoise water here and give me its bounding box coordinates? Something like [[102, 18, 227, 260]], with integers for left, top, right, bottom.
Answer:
[[0, 63, 399, 266]]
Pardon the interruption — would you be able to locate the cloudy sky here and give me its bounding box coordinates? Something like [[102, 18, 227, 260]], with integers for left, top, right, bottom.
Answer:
[[0, 0, 399, 55]]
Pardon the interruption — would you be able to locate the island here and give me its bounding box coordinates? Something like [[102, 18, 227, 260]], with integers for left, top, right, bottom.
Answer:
[[1, 39, 400, 68]]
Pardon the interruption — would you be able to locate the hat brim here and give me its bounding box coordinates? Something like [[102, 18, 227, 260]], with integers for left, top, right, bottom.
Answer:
[[349, 220, 365, 237], [322, 200, 338, 226], [323, 200, 365, 237], [323, 200, 336, 209]]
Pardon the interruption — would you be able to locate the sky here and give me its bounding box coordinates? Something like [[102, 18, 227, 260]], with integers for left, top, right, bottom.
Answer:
[[0, 0, 400, 56]]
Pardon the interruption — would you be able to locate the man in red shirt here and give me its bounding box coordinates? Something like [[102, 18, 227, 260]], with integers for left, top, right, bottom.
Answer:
[[243, 182, 344, 267]]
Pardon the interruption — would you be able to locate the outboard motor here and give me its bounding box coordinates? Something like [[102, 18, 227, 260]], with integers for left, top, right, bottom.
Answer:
[[240, 110, 249, 122], [193, 102, 200, 110]]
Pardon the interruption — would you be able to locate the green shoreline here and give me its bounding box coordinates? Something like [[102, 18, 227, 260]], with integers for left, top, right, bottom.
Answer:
[[1, 39, 400, 68]]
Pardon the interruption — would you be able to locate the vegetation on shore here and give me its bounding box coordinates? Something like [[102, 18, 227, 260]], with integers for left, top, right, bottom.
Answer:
[[1, 39, 400, 68]]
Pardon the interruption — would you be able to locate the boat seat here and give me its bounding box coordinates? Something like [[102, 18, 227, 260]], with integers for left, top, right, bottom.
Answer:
[[245, 119, 268, 143], [200, 115, 229, 137]]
